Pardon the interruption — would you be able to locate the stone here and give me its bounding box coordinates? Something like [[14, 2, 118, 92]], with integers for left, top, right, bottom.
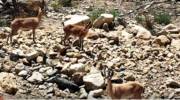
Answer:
[[93, 13, 114, 28], [66, 52, 82, 58], [46, 68, 58, 76], [88, 89, 103, 99], [15, 63, 25, 73], [83, 70, 104, 90], [64, 15, 90, 26], [171, 39, 180, 50], [128, 24, 152, 40], [0, 32, 7, 39], [68, 63, 86, 75], [10, 49, 25, 61], [79, 88, 88, 99], [166, 78, 180, 88], [18, 70, 28, 77], [0, 72, 18, 95], [27, 72, 44, 83], [124, 74, 136, 81], [86, 29, 99, 40], [158, 24, 180, 35], [121, 30, 133, 40], [72, 72, 85, 85], [48, 51, 58, 59], [26, 51, 41, 61], [36, 56, 44, 63], [153, 35, 171, 46], [2, 60, 14, 72]]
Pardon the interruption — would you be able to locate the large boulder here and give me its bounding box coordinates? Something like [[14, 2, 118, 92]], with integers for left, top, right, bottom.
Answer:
[[0, 72, 18, 95], [63, 15, 90, 26], [83, 69, 104, 91], [153, 35, 171, 46], [127, 24, 152, 40], [93, 13, 114, 28]]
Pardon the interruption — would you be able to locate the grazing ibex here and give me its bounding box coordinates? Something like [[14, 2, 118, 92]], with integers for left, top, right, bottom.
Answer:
[[7, 7, 43, 44]]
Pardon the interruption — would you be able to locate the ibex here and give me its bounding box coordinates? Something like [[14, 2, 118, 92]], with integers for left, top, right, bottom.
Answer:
[[7, 7, 43, 44], [63, 22, 92, 50], [102, 67, 144, 99]]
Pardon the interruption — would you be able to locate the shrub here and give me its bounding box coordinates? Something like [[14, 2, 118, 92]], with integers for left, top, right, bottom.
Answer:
[[88, 8, 105, 22], [0, 19, 8, 27], [154, 11, 171, 25], [50, 0, 61, 10], [88, 8, 120, 22], [109, 9, 119, 18]]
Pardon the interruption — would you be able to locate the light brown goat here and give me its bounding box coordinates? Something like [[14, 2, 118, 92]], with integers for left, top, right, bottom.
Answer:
[[63, 22, 91, 50], [7, 7, 43, 44], [103, 67, 144, 99]]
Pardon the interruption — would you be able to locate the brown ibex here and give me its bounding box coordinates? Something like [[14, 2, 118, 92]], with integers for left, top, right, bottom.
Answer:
[[102, 67, 144, 99], [7, 7, 43, 44], [63, 22, 92, 50]]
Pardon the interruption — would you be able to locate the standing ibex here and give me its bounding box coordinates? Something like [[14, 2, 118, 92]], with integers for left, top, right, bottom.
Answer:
[[7, 7, 43, 44], [102, 67, 144, 99], [63, 22, 92, 50]]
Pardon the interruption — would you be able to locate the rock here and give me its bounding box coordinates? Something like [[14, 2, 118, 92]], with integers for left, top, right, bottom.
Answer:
[[79, 88, 88, 99], [66, 52, 82, 58], [46, 68, 58, 76], [83, 70, 104, 90], [18, 70, 28, 77], [124, 74, 136, 81], [158, 24, 180, 35], [88, 89, 103, 99], [171, 39, 180, 50], [52, 45, 67, 55], [0, 72, 18, 95], [39, 85, 47, 90], [48, 51, 58, 59], [86, 29, 99, 40], [64, 15, 90, 26], [36, 56, 44, 63], [2, 60, 14, 72], [27, 72, 44, 83], [10, 49, 25, 61], [72, 72, 85, 85], [26, 51, 41, 61], [128, 24, 152, 39], [15, 63, 25, 73], [93, 13, 114, 28], [0, 32, 7, 39], [47, 75, 80, 91], [153, 35, 171, 46], [121, 30, 133, 40], [166, 79, 180, 88], [69, 63, 85, 73]]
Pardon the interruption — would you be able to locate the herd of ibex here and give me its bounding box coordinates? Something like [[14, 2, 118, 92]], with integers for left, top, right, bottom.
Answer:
[[5, 0, 145, 99]]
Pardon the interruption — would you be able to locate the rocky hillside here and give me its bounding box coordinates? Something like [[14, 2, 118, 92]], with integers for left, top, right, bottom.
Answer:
[[0, 0, 180, 99]]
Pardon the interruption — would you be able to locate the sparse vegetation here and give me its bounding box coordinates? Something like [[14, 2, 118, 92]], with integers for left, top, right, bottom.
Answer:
[[154, 11, 171, 25], [88, 8, 119, 21], [50, 0, 62, 11], [0, 19, 8, 27]]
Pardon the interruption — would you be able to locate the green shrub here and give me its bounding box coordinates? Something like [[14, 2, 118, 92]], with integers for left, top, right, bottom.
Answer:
[[154, 12, 171, 25], [88, 8, 105, 22], [88, 8, 120, 22], [109, 9, 119, 18], [135, 15, 145, 23], [50, 0, 61, 10], [60, 0, 72, 7], [0, 19, 8, 27]]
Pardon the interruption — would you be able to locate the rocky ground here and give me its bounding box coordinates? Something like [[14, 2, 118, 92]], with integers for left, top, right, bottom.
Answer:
[[0, 0, 180, 99]]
